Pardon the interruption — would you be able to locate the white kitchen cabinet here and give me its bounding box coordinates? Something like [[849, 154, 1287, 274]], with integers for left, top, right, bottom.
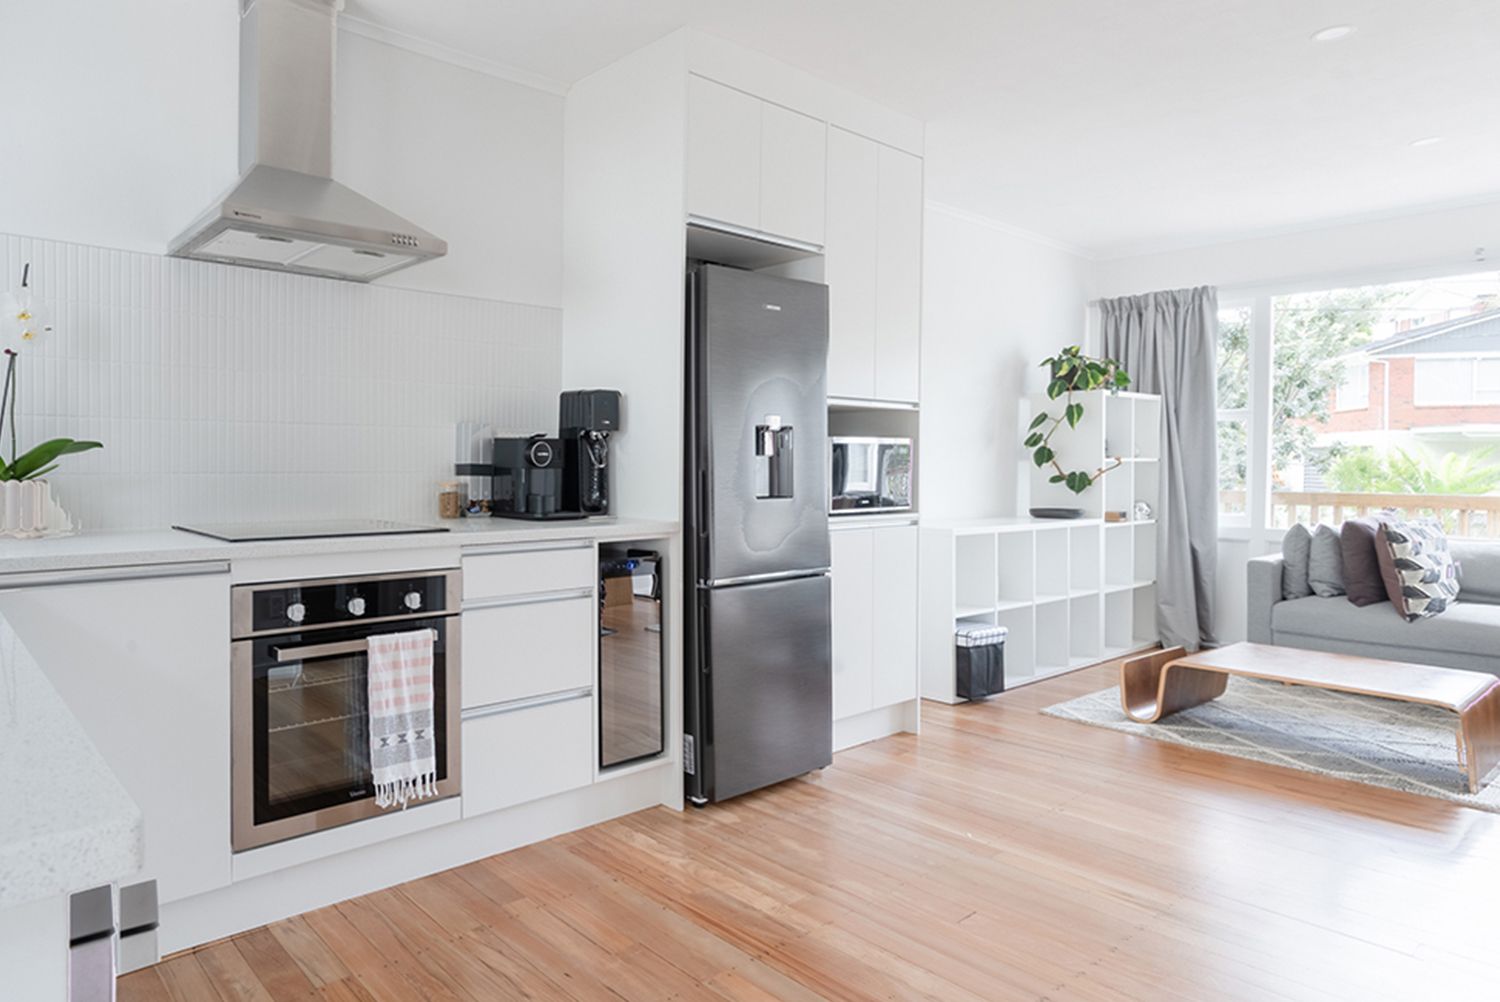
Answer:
[[0, 567, 231, 904], [871, 524, 920, 707], [830, 524, 918, 720], [462, 689, 594, 816], [831, 528, 875, 719], [687, 75, 761, 232], [463, 543, 593, 601], [875, 145, 923, 403], [462, 593, 595, 708], [825, 129, 923, 404], [825, 127, 880, 399], [760, 103, 826, 245]]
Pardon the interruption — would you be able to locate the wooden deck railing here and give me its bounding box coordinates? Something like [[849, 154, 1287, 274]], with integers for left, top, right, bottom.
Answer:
[[1219, 490, 1500, 537]]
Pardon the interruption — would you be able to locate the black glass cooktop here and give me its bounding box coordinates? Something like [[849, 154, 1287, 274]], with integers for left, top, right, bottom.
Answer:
[[172, 519, 450, 543]]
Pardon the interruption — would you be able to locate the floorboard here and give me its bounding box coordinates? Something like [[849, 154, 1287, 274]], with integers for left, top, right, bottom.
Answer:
[[120, 662, 1500, 1001]]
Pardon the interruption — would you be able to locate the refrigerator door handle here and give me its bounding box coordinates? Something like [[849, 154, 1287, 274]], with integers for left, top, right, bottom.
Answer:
[[706, 568, 831, 588]]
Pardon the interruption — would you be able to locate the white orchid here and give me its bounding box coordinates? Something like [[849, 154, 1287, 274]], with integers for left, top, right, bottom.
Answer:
[[0, 284, 50, 356]]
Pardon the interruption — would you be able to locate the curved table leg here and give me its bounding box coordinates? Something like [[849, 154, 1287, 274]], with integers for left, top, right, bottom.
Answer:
[[1458, 682, 1500, 794], [1120, 647, 1228, 723]]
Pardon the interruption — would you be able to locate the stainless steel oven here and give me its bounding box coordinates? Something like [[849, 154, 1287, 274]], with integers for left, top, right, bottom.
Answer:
[[231, 569, 462, 851]]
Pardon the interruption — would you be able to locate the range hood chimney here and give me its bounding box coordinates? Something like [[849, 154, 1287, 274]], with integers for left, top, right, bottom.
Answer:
[[169, 0, 446, 281]]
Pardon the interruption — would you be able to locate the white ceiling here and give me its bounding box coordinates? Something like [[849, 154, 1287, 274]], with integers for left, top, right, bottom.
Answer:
[[344, 0, 1500, 258]]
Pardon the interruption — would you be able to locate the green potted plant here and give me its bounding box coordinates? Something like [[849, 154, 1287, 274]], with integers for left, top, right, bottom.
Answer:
[[1, 263, 103, 537], [1024, 345, 1130, 496]]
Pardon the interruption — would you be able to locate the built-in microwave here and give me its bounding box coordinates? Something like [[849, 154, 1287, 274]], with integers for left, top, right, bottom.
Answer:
[[829, 436, 913, 515]]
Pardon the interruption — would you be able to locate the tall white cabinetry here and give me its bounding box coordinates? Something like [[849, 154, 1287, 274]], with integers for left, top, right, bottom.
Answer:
[[686, 75, 826, 247], [826, 128, 923, 403], [831, 523, 919, 745]]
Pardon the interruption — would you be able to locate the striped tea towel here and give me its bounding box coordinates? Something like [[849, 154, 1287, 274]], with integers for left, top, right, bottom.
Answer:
[[367, 629, 439, 809]]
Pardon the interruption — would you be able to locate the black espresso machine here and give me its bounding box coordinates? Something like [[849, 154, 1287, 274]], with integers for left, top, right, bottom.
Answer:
[[477, 390, 622, 521]]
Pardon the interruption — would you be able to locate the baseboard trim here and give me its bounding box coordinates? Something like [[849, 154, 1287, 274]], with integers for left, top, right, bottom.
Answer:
[[834, 699, 920, 752]]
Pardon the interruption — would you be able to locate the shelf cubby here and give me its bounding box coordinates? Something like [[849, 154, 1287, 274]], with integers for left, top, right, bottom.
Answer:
[[1033, 527, 1070, 599], [1132, 583, 1159, 646], [1134, 522, 1157, 583], [1069, 594, 1102, 663], [1034, 599, 1070, 674], [1134, 397, 1162, 460], [1103, 523, 1134, 587], [996, 531, 1035, 605], [954, 533, 998, 615], [1068, 524, 1102, 595], [1104, 589, 1134, 651], [996, 606, 1035, 685]]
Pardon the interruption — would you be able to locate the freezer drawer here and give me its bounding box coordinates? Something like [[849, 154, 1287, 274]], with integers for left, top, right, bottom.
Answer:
[[461, 689, 594, 816], [700, 574, 832, 801], [461, 593, 594, 709]]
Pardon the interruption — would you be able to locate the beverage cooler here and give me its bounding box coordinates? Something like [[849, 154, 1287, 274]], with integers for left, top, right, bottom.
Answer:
[[598, 546, 665, 769]]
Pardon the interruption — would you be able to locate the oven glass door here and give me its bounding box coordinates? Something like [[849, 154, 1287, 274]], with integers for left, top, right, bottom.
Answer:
[[239, 618, 452, 844]]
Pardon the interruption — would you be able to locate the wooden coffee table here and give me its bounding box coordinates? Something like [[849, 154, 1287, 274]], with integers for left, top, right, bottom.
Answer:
[[1120, 642, 1500, 793]]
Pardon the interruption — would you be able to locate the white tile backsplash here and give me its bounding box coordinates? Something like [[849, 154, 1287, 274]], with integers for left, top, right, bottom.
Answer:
[[0, 233, 561, 530]]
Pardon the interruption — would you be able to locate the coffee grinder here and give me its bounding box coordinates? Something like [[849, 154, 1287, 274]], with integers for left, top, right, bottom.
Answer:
[[559, 389, 621, 515]]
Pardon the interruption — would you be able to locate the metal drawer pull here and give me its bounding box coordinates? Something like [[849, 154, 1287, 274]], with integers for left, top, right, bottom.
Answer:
[[462, 686, 592, 720], [273, 628, 438, 663], [463, 587, 593, 611], [0, 561, 229, 592]]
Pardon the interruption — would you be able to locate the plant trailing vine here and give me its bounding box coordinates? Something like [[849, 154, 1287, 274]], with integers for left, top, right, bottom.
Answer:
[[1024, 345, 1131, 495]]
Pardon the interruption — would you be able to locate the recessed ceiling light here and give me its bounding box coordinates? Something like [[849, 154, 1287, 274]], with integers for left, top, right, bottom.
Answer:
[[1410, 136, 1445, 148], [1311, 25, 1356, 42]]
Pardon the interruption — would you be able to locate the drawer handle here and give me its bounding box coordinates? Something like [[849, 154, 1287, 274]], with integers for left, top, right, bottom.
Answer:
[[464, 541, 593, 557], [462, 686, 592, 720], [463, 587, 593, 611]]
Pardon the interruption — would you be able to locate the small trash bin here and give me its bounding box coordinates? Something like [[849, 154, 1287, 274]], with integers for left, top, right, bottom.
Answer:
[[955, 623, 1007, 700]]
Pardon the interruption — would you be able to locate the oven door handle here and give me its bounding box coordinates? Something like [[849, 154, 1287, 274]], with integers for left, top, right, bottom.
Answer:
[[272, 628, 438, 663]]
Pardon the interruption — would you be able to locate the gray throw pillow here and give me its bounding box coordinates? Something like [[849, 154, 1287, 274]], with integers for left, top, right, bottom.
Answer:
[[1308, 524, 1345, 597], [1281, 523, 1313, 600]]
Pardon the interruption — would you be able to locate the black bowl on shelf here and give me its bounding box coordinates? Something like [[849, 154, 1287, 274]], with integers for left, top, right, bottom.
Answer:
[[1029, 507, 1084, 520]]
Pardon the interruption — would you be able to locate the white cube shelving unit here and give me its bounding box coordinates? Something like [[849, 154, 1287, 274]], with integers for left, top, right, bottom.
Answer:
[[918, 391, 1163, 703]]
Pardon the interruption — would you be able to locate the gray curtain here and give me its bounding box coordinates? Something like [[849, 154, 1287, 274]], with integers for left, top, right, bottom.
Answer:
[[1100, 286, 1218, 651]]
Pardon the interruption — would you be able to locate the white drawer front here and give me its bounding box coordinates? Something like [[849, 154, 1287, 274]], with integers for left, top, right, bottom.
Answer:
[[461, 691, 594, 817], [462, 595, 595, 708], [463, 544, 594, 601]]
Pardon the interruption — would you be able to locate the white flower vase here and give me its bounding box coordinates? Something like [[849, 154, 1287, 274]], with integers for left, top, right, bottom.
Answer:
[[1, 479, 75, 539]]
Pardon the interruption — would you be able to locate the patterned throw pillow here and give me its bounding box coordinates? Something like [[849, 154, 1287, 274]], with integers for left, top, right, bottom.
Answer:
[[1374, 518, 1461, 621]]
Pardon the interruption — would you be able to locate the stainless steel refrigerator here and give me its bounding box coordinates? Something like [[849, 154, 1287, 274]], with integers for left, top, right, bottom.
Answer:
[[684, 263, 832, 805]]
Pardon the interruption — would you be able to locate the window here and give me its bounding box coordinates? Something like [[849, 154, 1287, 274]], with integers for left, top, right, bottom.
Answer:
[[1215, 269, 1500, 538], [1414, 357, 1500, 406], [1335, 360, 1369, 411], [1216, 305, 1251, 520]]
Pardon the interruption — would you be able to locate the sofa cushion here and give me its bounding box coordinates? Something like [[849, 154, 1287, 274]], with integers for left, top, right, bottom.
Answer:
[[1281, 523, 1313, 600], [1341, 517, 1387, 607], [1375, 518, 1460, 621], [1452, 540, 1500, 604], [1308, 524, 1345, 597], [1272, 595, 1498, 659]]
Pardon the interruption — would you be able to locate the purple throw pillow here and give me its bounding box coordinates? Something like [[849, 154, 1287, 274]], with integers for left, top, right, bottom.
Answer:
[[1341, 517, 1387, 607]]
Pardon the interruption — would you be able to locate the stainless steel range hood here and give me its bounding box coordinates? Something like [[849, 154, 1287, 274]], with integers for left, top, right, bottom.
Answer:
[[169, 0, 445, 282]]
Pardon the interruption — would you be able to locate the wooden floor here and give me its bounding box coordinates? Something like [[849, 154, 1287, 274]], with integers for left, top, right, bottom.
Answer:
[[121, 663, 1500, 1002]]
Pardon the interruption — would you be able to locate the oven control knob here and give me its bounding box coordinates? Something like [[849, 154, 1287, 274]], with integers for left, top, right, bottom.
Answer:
[[403, 591, 423, 611], [286, 602, 306, 624], [346, 596, 367, 617]]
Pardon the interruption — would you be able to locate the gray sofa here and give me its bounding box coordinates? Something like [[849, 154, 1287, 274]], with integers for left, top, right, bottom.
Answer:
[[1248, 539, 1500, 677]]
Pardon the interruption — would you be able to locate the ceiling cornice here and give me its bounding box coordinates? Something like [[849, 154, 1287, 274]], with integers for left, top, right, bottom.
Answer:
[[338, 15, 570, 96]]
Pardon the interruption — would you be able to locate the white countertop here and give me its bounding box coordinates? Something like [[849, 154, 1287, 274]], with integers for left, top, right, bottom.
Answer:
[[0, 613, 143, 910], [0, 517, 679, 577]]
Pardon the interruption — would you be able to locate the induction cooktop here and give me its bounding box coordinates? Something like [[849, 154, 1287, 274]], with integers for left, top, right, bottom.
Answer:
[[172, 519, 450, 543]]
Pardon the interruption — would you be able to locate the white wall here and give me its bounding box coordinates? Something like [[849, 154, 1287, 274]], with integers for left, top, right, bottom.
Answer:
[[560, 34, 689, 521], [0, 2, 563, 307], [918, 203, 1093, 520], [1, 232, 559, 530]]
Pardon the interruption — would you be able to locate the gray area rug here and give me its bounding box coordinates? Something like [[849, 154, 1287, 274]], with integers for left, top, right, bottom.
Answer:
[[1043, 677, 1500, 812]]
